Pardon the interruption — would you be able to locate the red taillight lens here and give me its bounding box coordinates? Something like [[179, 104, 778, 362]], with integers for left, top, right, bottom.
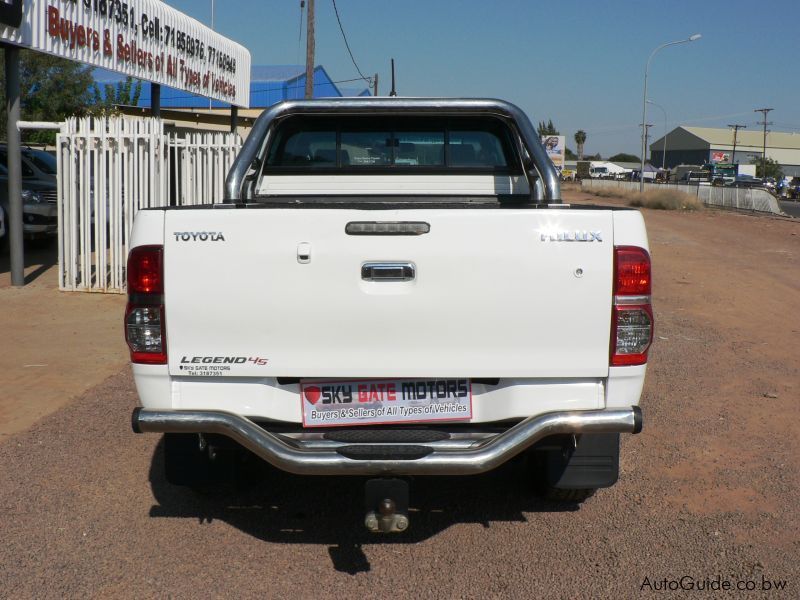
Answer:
[[611, 246, 653, 366], [127, 246, 163, 294], [614, 246, 651, 296], [126, 245, 166, 364]]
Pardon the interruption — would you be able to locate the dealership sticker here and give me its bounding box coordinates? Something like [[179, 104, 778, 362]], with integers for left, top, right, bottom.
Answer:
[[300, 379, 473, 428]]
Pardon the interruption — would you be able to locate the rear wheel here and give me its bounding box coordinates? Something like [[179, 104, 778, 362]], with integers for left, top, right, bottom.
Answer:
[[163, 433, 250, 490]]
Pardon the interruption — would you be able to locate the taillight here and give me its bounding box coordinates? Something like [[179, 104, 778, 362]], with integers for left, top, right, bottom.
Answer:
[[126, 246, 166, 364], [611, 246, 653, 366], [127, 245, 163, 294]]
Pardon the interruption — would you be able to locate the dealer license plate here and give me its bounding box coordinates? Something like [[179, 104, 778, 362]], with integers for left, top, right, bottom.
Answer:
[[300, 378, 473, 428]]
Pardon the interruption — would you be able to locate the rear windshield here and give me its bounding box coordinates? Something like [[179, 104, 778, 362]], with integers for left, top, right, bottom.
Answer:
[[264, 116, 519, 172]]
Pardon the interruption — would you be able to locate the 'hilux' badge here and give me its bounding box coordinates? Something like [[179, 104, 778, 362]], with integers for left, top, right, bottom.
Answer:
[[540, 230, 603, 242]]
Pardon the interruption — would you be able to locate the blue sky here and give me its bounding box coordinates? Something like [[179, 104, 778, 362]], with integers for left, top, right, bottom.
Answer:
[[167, 0, 799, 157]]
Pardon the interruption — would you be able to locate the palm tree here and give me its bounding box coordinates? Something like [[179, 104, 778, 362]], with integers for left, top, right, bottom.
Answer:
[[574, 130, 587, 160]]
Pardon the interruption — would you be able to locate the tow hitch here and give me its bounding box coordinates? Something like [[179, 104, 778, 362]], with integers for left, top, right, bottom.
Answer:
[[364, 479, 409, 533]]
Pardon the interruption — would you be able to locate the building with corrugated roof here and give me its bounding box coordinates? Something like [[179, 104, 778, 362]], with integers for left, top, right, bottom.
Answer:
[[650, 126, 800, 176], [94, 64, 370, 108], [94, 64, 371, 137]]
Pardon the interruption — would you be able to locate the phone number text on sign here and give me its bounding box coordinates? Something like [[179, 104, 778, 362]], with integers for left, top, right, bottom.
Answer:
[[300, 379, 473, 428]]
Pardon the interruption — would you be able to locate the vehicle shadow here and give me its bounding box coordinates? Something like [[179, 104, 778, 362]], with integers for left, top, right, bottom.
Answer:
[[147, 438, 580, 571], [0, 239, 57, 284]]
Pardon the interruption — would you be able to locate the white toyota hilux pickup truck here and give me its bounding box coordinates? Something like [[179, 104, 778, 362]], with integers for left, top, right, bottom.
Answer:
[[128, 98, 651, 532]]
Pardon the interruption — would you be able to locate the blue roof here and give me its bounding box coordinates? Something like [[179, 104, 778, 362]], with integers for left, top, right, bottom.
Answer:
[[93, 64, 370, 109]]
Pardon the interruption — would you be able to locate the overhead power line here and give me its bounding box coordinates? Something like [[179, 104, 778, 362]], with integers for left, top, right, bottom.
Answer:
[[331, 0, 371, 86]]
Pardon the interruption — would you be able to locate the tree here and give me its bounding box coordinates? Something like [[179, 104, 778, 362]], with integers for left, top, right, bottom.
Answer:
[[0, 49, 95, 144], [608, 153, 640, 163], [537, 119, 559, 136], [565, 147, 577, 160], [751, 156, 783, 180], [91, 76, 143, 110], [574, 130, 587, 160]]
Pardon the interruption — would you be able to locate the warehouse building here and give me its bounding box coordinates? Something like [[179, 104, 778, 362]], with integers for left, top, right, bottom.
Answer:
[[650, 126, 800, 176]]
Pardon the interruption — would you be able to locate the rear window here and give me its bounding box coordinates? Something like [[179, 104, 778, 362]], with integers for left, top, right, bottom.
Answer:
[[264, 117, 517, 171]]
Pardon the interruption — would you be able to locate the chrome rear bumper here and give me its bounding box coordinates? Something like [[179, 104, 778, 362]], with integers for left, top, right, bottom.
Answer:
[[132, 407, 642, 476]]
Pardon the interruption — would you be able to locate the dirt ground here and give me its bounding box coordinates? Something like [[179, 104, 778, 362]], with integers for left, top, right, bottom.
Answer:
[[0, 243, 128, 439], [0, 191, 798, 598]]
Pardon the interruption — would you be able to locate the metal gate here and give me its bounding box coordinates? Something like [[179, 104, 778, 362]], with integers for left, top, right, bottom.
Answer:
[[56, 116, 242, 293]]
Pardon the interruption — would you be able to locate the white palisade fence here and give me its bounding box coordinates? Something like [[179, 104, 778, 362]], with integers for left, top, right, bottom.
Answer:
[[57, 117, 242, 293]]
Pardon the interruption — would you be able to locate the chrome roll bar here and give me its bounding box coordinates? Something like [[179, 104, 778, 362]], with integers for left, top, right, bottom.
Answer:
[[224, 97, 561, 204]]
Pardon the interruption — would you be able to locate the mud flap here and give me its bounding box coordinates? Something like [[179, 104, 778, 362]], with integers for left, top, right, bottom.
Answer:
[[544, 433, 620, 489]]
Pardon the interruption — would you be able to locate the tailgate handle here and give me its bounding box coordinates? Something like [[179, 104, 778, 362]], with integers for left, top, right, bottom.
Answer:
[[361, 262, 415, 282]]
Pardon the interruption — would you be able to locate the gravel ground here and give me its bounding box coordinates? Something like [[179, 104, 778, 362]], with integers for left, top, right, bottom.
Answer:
[[1, 193, 798, 598]]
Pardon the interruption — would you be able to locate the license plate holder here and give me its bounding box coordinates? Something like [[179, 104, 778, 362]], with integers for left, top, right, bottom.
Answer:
[[299, 378, 473, 428]]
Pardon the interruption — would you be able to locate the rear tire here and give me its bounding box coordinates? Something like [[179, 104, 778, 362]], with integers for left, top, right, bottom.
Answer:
[[164, 433, 230, 489], [163, 433, 261, 491]]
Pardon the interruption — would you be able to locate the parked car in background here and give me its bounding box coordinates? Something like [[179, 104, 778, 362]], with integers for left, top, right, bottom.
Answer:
[[0, 161, 58, 241], [0, 145, 57, 183], [785, 177, 800, 200], [726, 175, 764, 189], [681, 170, 711, 186], [21, 147, 57, 183]]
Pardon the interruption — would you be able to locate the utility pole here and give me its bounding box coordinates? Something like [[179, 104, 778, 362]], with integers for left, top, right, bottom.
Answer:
[[304, 0, 315, 99], [5, 45, 24, 286], [389, 59, 397, 97], [727, 124, 746, 164], [754, 108, 773, 177], [373, 72, 379, 97]]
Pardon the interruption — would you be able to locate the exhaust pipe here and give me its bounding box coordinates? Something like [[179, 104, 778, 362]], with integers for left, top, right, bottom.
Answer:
[[132, 406, 642, 476]]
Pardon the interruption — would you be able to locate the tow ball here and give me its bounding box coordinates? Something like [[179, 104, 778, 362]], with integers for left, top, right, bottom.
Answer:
[[364, 479, 409, 533]]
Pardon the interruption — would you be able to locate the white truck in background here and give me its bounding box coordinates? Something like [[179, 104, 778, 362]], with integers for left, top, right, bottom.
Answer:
[[128, 98, 652, 533]]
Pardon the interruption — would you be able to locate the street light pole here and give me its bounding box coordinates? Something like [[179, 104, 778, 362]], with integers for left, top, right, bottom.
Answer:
[[640, 34, 701, 191], [647, 99, 668, 170]]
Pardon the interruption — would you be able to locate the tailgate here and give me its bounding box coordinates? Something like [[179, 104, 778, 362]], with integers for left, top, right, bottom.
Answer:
[[163, 208, 614, 378]]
